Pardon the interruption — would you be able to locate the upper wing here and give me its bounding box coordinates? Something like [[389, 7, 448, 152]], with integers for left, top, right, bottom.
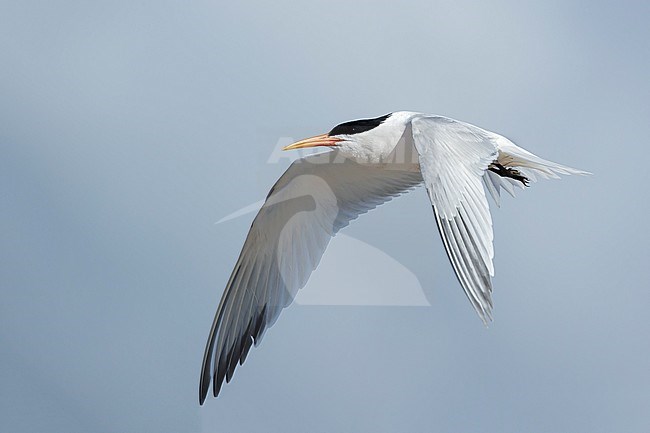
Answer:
[[199, 152, 422, 403], [410, 116, 499, 323]]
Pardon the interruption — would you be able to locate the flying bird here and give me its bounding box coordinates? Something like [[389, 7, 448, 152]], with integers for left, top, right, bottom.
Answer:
[[199, 111, 588, 404]]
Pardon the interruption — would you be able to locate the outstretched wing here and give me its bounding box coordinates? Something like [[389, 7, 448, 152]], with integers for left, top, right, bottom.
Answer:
[[410, 116, 499, 323], [199, 152, 422, 403]]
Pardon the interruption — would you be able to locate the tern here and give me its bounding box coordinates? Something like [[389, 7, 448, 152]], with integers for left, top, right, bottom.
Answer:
[[199, 111, 588, 403]]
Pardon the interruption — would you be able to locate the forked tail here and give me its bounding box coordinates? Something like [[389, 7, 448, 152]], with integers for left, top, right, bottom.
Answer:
[[483, 135, 591, 205]]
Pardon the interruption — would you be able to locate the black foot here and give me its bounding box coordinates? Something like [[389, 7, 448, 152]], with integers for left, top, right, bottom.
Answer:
[[489, 162, 530, 186]]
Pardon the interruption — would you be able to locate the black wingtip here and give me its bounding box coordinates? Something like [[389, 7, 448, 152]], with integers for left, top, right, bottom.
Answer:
[[199, 356, 212, 405], [240, 335, 254, 365], [213, 348, 228, 398], [201, 305, 270, 403], [199, 365, 211, 405], [212, 375, 223, 398]]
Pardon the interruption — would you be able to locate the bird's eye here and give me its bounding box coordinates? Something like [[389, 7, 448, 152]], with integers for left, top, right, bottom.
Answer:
[[328, 113, 392, 136]]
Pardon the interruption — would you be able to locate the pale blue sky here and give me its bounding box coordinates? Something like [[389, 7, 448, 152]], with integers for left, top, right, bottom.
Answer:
[[2, 1, 649, 432]]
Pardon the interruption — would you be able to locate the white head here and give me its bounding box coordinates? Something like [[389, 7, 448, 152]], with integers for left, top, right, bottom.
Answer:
[[283, 111, 420, 163]]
